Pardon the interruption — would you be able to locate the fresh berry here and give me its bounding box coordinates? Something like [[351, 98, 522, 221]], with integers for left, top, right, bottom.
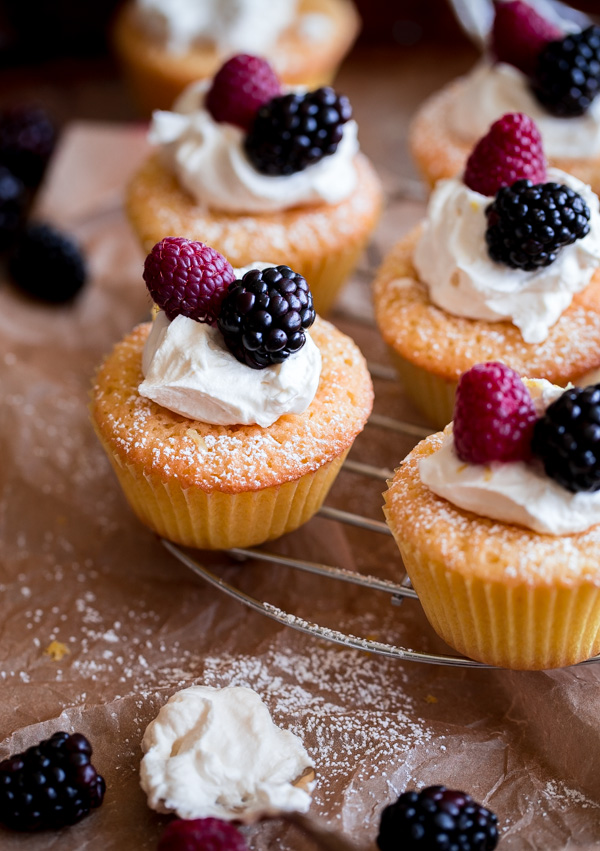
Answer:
[[158, 818, 248, 851], [491, 0, 562, 76], [0, 731, 105, 831], [205, 54, 282, 131], [377, 786, 499, 851], [0, 105, 56, 188], [9, 223, 87, 302], [0, 166, 26, 252], [453, 362, 537, 465], [143, 237, 235, 324], [532, 383, 600, 492], [217, 265, 315, 369], [485, 179, 590, 270], [463, 113, 546, 197], [244, 87, 352, 176], [533, 25, 600, 117]]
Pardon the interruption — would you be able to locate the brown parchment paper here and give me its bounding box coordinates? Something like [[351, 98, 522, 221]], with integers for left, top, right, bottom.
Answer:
[[1, 88, 600, 851]]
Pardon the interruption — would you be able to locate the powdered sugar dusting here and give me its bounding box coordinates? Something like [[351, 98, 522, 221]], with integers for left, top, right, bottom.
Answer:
[[374, 227, 600, 384], [198, 644, 434, 820], [92, 316, 373, 491]]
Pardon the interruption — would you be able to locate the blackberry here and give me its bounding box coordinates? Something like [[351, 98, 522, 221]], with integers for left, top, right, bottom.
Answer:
[[485, 179, 590, 271], [217, 265, 315, 369], [0, 105, 56, 188], [0, 731, 105, 831], [9, 222, 87, 303], [532, 383, 600, 493], [0, 166, 26, 252], [532, 26, 600, 117], [377, 786, 499, 851], [244, 86, 352, 176]]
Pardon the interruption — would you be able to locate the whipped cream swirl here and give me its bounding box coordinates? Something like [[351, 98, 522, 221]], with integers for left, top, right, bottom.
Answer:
[[419, 380, 600, 536], [449, 61, 600, 159], [138, 264, 322, 427], [413, 168, 600, 343], [150, 80, 359, 213], [136, 0, 298, 55], [140, 685, 314, 822]]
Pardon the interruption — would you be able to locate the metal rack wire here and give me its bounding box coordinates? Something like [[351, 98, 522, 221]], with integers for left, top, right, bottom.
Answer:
[[163, 358, 600, 669]]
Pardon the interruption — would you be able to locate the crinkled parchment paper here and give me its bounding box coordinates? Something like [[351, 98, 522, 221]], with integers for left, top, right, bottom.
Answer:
[[1, 97, 600, 850]]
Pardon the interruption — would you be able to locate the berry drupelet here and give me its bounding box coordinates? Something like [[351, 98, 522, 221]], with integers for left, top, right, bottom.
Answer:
[[377, 786, 499, 851], [244, 86, 352, 176], [485, 179, 591, 271], [0, 731, 105, 831], [532, 383, 600, 493], [9, 223, 87, 303], [533, 26, 600, 117], [217, 265, 315, 369]]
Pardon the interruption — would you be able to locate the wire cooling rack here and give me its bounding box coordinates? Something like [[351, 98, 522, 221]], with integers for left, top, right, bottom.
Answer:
[[162, 352, 600, 669]]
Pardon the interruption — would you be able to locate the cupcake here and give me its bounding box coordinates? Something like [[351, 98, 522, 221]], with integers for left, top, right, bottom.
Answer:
[[126, 54, 382, 315], [91, 238, 373, 550], [113, 0, 361, 114], [410, 1, 600, 194], [384, 361, 600, 670], [374, 112, 600, 428]]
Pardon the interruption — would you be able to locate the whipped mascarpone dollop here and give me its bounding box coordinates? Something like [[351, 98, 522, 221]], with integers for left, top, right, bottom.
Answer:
[[149, 80, 359, 213], [140, 685, 314, 822], [449, 61, 600, 159], [138, 264, 322, 427], [413, 168, 600, 343], [419, 380, 600, 536], [136, 0, 298, 55]]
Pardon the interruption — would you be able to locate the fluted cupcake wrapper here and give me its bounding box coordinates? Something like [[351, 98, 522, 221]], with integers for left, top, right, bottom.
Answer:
[[395, 537, 600, 671], [100, 438, 349, 550], [387, 349, 457, 430]]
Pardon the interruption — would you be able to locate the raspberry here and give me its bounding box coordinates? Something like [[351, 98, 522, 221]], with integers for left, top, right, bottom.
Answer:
[[377, 786, 499, 851], [485, 179, 590, 270], [453, 362, 537, 465], [491, 0, 562, 76], [244, 86, 352, 176], [205, 54, 282, 131], [0, 105, 56, 188], [0, 731, 105, 831], [0, 165, 26, 252], [217, 265, 315, 369], [463, 113, 546, 197], [533, 25, 600, 117], [158, 818, 248, 851], [532, 383, 600, 492], [9, 222, 87, 302], [143, 237, 235, 324]]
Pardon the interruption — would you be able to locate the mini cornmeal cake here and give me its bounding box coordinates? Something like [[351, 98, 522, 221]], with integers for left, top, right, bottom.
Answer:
[[126, 54, 382, 314], [410, 2, 600, 194], [385, 363, 600, 670], [374, 113, 600, 428], [114, 0, 361, 113], [91, 238, 373, 549]]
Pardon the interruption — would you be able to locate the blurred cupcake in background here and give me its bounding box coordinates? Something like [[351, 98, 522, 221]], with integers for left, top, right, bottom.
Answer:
[[126, 54, 382, 314], [410, 0, 600, 194], [113, 0, 361, 113]]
